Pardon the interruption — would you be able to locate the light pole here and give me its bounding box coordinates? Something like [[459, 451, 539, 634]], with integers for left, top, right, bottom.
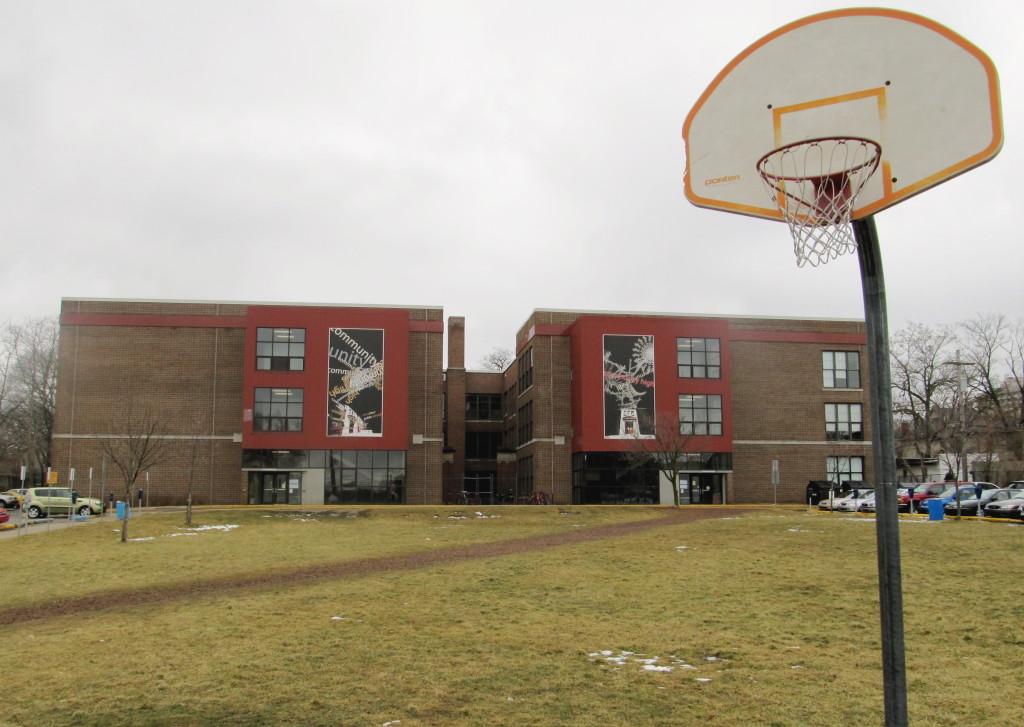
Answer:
[[944, 353, 971, 519]]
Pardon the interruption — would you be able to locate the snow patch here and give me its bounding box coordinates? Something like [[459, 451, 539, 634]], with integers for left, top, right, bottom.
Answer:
[[589, 650, 697, 674], [127, 537, 155, 542]]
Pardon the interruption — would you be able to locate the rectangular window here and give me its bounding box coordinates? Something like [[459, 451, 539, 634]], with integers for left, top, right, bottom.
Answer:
[[827, 456, 865, 485], [323, 449, 405, 504], [256, 328, 305, 371], [518, 348, 533, 395], [679, 394, 723, 436], [517, 400, 533, 446], [822, 351, 860, 389], [466, 393, 503, 420], [518, 455, 534, 496], [677, 337, 721, 379], [465, 431, 503, 459], [253, 388, 304, 432], [825, 403, 864, 440]]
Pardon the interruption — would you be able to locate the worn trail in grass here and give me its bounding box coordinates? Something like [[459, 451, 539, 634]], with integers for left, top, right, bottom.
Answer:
[[0, 506, 748, 625]]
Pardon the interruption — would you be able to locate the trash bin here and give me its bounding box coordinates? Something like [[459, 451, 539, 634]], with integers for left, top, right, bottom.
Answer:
[[116, 501, 128, 520], [926, 499, 945, 521]]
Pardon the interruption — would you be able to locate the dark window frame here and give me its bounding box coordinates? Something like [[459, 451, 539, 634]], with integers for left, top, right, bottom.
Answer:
[[678, 394, 723, 436], [256, 327, 306, 372], [517, 348, 533, 395], [827, 455, 865, 484], [822, 350, 861, 389], [517, 400, 533, 446], [825, 402, 864, 441], [253, 387, 304, 432], [677, 337, 721, 379], [466, 393, 503, 421]]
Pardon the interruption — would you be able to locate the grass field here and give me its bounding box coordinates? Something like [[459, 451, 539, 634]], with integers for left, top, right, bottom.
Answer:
[[1, 506, 1022, 726]]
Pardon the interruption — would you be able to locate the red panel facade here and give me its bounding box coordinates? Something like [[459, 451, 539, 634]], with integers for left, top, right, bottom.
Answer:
[[242, 305, 410, 451], [568, 314, 732, 454]]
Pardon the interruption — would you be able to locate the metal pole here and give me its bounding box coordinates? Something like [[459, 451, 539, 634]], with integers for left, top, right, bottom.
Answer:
[[956, 356, 964, 520], [853, 216, 909, 727]]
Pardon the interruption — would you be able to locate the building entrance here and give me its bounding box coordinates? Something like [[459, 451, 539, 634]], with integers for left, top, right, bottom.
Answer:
[[461, 473, 495, 504], [678, 473, 724, 505], [247, 471, 302, 504]]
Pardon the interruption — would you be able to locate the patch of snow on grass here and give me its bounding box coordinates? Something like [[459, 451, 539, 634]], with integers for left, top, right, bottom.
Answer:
[[128, 537, 155, 542], [695, 677, 712, 683], [184, 524, 239, 532], [590, 650, 699, 674]]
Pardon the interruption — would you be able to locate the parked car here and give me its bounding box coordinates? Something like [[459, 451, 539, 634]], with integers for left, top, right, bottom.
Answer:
[[0, 506, 9, 525], [835, 489, 875, 512], [1007, 481, 1024, 492], [820, 488, 865, 512], [858, 491, 877, 512], [918, 484, 986, 514], [945, 488, 1014, 516], [983, 494, 1024, 519], [23, 488, 104, 519], [900, 482, 995, 513], [0, 488, 27, 509]]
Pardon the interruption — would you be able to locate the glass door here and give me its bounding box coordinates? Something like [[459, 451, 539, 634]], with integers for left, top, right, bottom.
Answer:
[[248, 472, 302, 504]]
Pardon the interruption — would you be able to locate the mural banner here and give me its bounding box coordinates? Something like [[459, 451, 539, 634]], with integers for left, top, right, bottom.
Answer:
[[602, 334, 655, 438], [327, 328, 384, 437]]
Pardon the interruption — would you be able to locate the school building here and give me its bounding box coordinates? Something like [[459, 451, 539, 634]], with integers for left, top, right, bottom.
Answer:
[[50, 298, 872, 506]]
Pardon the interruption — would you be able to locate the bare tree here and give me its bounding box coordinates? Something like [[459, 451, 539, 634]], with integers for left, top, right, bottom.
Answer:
[[889, 323, 957, 481], [101, 405, 168, 542], [479, 347, 514, 371], [961, 314, 1024, 461], [624, 412, 695, 507], [183, 415, 208, 527], [1, 318, 58, 481]]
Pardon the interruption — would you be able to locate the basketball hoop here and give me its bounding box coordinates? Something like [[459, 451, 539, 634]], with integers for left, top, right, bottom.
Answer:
[[757, 137, 881, 267]]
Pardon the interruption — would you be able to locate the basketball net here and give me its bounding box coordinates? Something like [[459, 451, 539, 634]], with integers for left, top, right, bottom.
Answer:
[[757, 137, 881, 267]]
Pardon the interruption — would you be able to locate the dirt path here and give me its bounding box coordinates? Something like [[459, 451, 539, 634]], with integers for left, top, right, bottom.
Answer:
[[0, 507, 754, 626]]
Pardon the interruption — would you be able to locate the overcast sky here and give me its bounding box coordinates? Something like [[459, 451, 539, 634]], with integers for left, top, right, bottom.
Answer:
[[2, 1, 1020, 367]]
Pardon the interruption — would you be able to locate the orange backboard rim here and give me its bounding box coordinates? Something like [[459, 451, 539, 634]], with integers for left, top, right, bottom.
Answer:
[[682, 7, 1004, 221]]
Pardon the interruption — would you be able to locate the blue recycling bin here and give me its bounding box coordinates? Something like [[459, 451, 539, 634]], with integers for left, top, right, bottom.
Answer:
[[116, 501, 128, 520], [926, 498, 945, 521]]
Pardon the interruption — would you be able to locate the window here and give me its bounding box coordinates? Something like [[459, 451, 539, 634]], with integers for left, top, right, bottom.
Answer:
[[825, 403, 864, 440], [679, 394, 723, 436], [827, 456, 864, 485], [518, 455, 534, 496], [256, 328, 305, 371], [323, 450, 405, 504], [518, 348, 533, 395], [466, 393, 502, 420], [253, 388, 303, 432], [518, 400, 533, 446], [822, 351, 860, 388], [677, 337, 721, 378], [465, 431, 502, 459]]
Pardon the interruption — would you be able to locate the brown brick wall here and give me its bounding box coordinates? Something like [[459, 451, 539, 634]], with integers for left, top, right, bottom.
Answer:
[[514, 335, 573, 503], [728, 337, 873, 502], [406, 328, 444, 503], [52, 312, 247, 503], [50, 437, 242, 506]]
